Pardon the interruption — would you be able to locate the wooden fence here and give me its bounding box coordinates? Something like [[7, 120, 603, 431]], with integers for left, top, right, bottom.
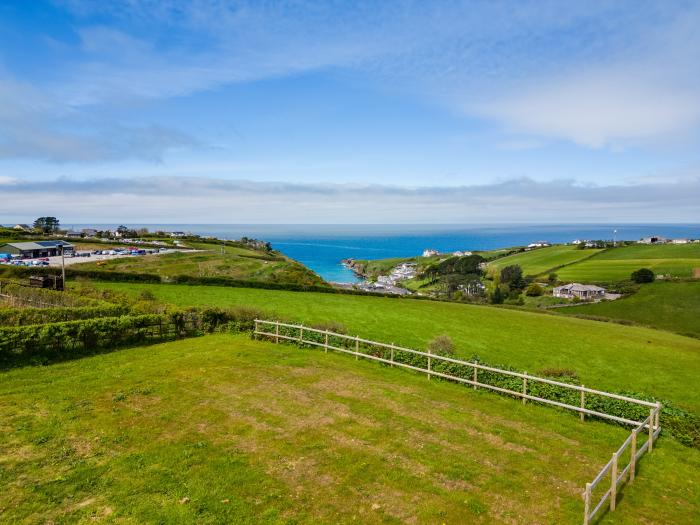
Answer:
[[254, 319, 661, 524]]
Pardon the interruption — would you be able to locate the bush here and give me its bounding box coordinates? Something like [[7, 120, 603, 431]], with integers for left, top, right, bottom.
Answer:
[[631, 268, 655, 283], [427, 335, 455, 356], [525, 283, 544, 296]]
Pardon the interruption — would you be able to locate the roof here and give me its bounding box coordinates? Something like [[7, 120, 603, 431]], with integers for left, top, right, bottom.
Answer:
[[0, 240, 74, 251], [554, 283, 606, 292]]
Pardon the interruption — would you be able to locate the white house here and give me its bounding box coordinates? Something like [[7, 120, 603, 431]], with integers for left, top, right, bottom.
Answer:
[[639, 236, 668, 244], [170, 231, 186, 238], [453, 250, 472, 257], [553, 283, 606, 300], [528, 241, 550, 248], [422, 249, 439, 257], [671, 238, 690, 244]]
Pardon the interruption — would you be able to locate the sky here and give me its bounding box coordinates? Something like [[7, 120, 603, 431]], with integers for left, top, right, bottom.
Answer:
[[1, 0, 699, 224]]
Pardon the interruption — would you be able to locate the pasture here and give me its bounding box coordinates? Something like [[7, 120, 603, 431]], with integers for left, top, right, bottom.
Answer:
[[560, 281, 700, 339], [487, 245, 603, 277], [94, 282, 700, 414], [1, 334, 697, 524], [556, 243, 700, 282]]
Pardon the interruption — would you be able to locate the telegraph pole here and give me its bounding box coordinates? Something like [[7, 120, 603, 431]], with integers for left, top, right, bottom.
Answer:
[[60, 244, 66, 291]]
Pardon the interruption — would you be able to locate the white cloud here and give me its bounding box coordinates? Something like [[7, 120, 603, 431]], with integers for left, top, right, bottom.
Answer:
[[1, 176, 698, 223]]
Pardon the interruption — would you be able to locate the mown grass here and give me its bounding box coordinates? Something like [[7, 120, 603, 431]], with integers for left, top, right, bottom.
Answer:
[[557, 244, 700, 282], [559, 281, 700, 339], [487, 245, 603, 277], [94, 282, 700, 414], [1, 334, 697, 524], [75, 245, 324, 286]]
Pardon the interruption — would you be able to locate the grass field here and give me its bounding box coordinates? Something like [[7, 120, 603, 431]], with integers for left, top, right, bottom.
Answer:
[[556, 244, 700, 282], [94, 282, 700, 414], [487, 245, 603, 277], [1, 334, 697, 524], [74, 244, 324, 286], [559, 281, 700, 339]]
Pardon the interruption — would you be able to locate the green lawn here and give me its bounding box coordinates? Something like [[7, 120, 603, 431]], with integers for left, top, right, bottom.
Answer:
[[559, 281, 700, 338], [557, 244, 700, 282], [74, 245, 324, 287], [488, 245, 603, 277], [1, 334, 697, 524], [94, 282, 700, 414]]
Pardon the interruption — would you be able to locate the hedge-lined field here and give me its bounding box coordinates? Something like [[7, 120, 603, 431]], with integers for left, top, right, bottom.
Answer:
[[95, 282, 700, 416], [487, 245, 603, 276], [559, 281, 700, 339], [556, 243, 700, 282], [2, 334, 697, 524]]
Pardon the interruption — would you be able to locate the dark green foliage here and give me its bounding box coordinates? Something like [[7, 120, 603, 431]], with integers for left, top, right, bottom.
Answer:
[[500, 264, 525, 290], [427, 335, 455, 356], [33, 217, 60, 233], [490, 285, 505, 304], [631, 268, 655, 283], [525, 283, 544, 296], [0, 305, 128, 326]]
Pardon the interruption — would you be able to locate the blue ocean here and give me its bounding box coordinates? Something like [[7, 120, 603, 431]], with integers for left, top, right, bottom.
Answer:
[[72, 224, 700, 283]]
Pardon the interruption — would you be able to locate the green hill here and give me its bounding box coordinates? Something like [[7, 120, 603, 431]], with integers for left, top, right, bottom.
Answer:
[[95, 282, 700, 414], [559, 281, 700, 338], [556, 243, 700, 282], [74, 242, 325, 287], [1, 333, 697, 524], [487, 245, 602, 277]]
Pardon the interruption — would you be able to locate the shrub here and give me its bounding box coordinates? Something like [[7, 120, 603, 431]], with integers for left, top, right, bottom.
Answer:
[[547, 273, 558, 284], [525, 283, 544, 296], [427, 335, 455, 356], [631, 268, 655, 283], [311, 320, 348, 334]]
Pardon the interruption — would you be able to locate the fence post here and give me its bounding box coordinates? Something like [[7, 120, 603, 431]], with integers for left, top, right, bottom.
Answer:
[[324, 330, 329, 353], [655, 402, 661, 429], [522, 372, 527, 404], [630, 429, 637, 482], [390, 344, 394, 367], [610, 451, 618, 511], [472, 364, 477, 390], [355, 336, 359, 360], [648, 408, 654, 453], [275, 320, 279, 344], [427, 348, 432, 380], [583, 482, 591, 525], [299, 325, 304, 346], [580, 386, 586, 422]]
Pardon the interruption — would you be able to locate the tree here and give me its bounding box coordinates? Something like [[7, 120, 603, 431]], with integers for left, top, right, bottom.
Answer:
[[525, 283, 544, 296], [33, 217, 60, 233], [490, 285, 505, 304], [631, 268, 655, 283], [500, 264, 524, 290], [547, 273, 558, 285]]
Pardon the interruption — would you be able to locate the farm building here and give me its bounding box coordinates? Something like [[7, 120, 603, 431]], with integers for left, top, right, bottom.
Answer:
[[0, 240, 74, 258], [553, 283, 606, 300]]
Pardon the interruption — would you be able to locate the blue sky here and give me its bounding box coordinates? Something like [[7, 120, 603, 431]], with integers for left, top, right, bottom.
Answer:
[[1, 0, 699, 223]]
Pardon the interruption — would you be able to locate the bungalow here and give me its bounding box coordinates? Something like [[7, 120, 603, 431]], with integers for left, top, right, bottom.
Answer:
[[0, 240, 74, 258], [65, 231, 82, 238], [553, 283, 606, 300], [13, 224, 32, 231], [81, 228, 98, 237], [528, 241, 550, 248], [453, 250, 473, 257], [422, 249, 439, 257], [671, 238, 690, 244]]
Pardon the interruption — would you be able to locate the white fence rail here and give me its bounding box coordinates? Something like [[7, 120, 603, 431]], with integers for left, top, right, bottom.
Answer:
[[254, 319, 662, 524]]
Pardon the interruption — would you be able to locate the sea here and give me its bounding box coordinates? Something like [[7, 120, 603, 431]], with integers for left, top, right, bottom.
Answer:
[[66, 223, 700, 283]]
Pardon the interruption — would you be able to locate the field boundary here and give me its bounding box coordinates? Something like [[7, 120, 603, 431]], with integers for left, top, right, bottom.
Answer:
[[254, 319, 662, 524]]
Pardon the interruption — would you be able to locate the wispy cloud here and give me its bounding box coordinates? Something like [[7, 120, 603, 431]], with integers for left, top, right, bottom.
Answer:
[[1, 175, 698, 223]]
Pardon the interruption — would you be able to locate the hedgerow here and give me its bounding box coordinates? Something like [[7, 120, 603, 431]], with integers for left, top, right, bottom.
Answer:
[[0, 304, 128, 326]]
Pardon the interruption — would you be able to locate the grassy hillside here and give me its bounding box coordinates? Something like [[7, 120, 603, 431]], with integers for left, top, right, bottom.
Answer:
[[488, 245, 603, 277], [95, 282, 700, 414], [556, 244, 700, 282], [559, 281, 700, 338], [1, 333, 697, 524], [75, 243, 325, 287]]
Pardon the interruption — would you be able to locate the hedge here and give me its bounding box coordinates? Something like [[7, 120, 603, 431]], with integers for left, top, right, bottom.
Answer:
[[0, 304, 128, 326]]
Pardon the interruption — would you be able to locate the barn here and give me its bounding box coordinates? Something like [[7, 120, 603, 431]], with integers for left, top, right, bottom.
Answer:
[[0, 240, 74, 259]]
